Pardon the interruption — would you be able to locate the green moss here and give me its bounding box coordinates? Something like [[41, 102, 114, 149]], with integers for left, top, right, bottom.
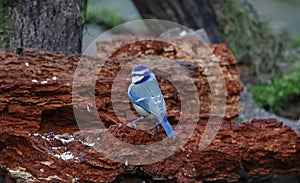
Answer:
[[208, 0, 300, 118], [83, 0, 88, 22], [85, 8, 123, 28], [251, 66, 300, 114], [292, 34, 300, 48], [0, 0, 4, 30], [208, 0, 295, 83], [0, 0, 13, 49]]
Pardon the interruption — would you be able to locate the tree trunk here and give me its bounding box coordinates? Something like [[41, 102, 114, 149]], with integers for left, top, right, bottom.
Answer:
[[0, 0, 83, 54], [132, 0, 223, 44]]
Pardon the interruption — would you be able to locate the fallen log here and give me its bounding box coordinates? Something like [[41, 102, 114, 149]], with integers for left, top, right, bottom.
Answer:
[[0, 37, 242, 132], [0, 37, 299, 182], [0, 118, 299, 182]]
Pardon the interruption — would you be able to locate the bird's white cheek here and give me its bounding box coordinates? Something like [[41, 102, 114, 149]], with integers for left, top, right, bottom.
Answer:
[[132, 76, 144, 83]]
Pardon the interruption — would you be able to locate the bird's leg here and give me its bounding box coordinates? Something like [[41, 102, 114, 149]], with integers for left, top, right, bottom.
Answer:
[[129, 116, 144, 129], [156, 122, 160, 133]]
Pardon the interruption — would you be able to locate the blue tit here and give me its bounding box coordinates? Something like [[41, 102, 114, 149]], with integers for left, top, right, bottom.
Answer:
[[128, 66, 176, 138]]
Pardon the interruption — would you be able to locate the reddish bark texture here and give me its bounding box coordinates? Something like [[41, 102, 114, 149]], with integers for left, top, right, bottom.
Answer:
[[0, 37, 299, 182], [0, 118, 299, 182]]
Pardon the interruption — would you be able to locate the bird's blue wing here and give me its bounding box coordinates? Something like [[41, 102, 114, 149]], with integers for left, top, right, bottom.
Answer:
[[128, 84, 151, 114], [128, 79, 166, 119], [148, 94, 166, 120]]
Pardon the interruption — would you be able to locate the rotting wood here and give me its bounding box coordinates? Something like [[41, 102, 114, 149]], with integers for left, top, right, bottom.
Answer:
[[1, 37, 297, 182], [0, 38, 242, 134]]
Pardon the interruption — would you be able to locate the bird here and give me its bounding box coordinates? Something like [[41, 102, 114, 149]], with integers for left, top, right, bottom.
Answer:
[[128, 65, 176, 138]]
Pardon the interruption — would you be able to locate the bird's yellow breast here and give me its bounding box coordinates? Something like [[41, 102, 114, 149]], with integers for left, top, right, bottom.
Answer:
[[132, 103, 155, 118]]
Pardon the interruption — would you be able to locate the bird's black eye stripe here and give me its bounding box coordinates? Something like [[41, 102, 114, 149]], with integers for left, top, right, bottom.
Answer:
[[132, 74, 144, 76], [131, 70, 151, 77]]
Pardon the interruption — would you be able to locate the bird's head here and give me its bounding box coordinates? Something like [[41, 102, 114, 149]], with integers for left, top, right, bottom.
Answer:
[[130, 66, 154, 84]]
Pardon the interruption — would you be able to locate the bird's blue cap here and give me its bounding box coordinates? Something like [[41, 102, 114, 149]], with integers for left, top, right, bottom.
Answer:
[[131, 66, 151, 76], [132, 66, 149, 72]]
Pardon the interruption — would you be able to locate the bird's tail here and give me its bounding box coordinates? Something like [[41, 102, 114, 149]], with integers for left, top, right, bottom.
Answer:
[[160, 116, 176, 138]]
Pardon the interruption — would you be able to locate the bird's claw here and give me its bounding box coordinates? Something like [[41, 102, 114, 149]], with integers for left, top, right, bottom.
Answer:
[[131, 121, 137, 129], [127, 117, 143, 129], [126, 121, 136, 129], [156, 123, 160, 133]]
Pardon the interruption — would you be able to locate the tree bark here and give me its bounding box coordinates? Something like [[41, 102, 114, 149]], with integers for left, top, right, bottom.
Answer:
[[132, 0, 223, 44], [0, 0, 83, 54]]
